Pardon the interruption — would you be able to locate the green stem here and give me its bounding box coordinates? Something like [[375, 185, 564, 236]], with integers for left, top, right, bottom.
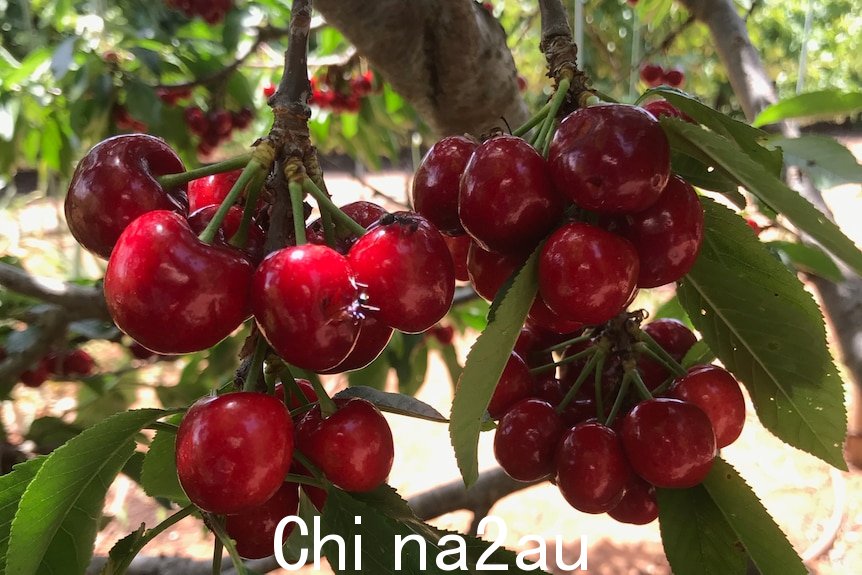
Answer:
[[650, 375, 675, 397], [242, 337, 269, 392], [145, 421, 178, 434], [512, 101, 551, 137], [293, 450, 325, 482], [637, 333, 687, 377], [157, 153, 253, 190], [285, 473, 326, 488], [115, 506, 196, 574], [556, 351, 601, 413], [320, 208, 338, 248], [302, 178, 366, 237], [529, 346, 596, 374], [629, 367, 654, 401], [308, 376, 337, 417], [538, 332, 592, 354], [229, 170, 266, 249], [539, 76, 572, 156], [289, 402, 317, 420], [605, 370, 631, 426], [281, 370, 311, 407], [199, 158, 267, 244], [593, 352, 607, 420], [289, 180, 307, 244], [212, 537, 223, 575], [208, 516, 247, 575]]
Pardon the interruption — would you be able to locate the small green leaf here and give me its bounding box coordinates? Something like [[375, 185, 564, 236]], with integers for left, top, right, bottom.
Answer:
[[450, 250, 539, 487], [0, 458, 47, 572], [334, 387, 447, 423], [388, 333, 429, 397], [652, 295, 693, 328], [768, 135, 862, 186], [99, 524, 146, 575], [438, 343, 463, 389], [753, 90, 862, 127], [681, 340, 715, 368], [347, 352, 390, 390], [767, 240, 844, 283], [25, 416, 82, 453], [670, 151, 745, 208], [140, 416, 189, 506], [5, 408, 168, 575]]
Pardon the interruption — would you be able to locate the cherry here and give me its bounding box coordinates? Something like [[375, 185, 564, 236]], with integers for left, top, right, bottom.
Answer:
[[642, 100, 694, 123], [412, 135, 477, 235], [295, 398, 394, 492], [226, 482, 301, 559], [430, 325, 455, 346], [527, 296, 585, 335], [319, 314, 394, 373], [263, 82, 276, 98], [128, 341, 158, 360], [20, 363, 50, 388], [306, 201, 388, 255], [487, 352, 535, 419], [620, 398, 716, 488], [663, 68, 685, 88], [514, 325, 554, 368], [539, 222, 639, 325], [175, 392, 293, 514], [184, 106, 208, 135], [274, 379, 318, 411], [548, 104, 670, 214], [348, 212, 455, 333], [44, 349, 95, 377], [620, 175, 704, 288], [443, 234, 470, 282], [608, 475, 659, 525], [65, 134, 188, 259], [494, 399, 565, 482], [555, 422, 630, 514], [531, 376, 597, 426], [460, 134, 563, 253], [466, 241, 528, 302], [639, 64, 663, 86], [637, 318, 697, 389], [670, 365, 745, 448], [253, 244, 361, 372], [105, 211, 253, 355], [187, 170, 242, 212], [747, 218, 762, 235]]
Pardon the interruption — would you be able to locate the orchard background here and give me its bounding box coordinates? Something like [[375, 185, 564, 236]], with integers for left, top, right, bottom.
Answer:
[[1, 1, 862, 574]]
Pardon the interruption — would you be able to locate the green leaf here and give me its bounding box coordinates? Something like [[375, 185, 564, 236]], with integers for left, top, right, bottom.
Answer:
[[652, 295, 693, 328], [450, 250, 539, 487], [438, 343, 463, 389], [388, 333, 429, 397], [753, 90, 862, 127], [0, 458, 47, 573], [670, 151, 745, 208], [334, 387, 447, 423], [677, 198, 847, 469], [768, 135, 862, 186], [767, 240, 844, 283], [5, 408, 168, 575], [99, 524, 146, 575], [681, 340, 715, 369], [347, 352, 390, 390], [25, 416, 82, 453], [662, 118, 862, 277], [140, 415, 189, 505]]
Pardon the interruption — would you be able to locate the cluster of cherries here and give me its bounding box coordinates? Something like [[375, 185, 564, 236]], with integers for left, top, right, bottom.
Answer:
[[113, 105, 149, 133], [164, 0, 232, 24], [307, 70, 376, 113], [0, 346, 95, 388], [639, 63, 686, 88], [183, 106, 254, 156]]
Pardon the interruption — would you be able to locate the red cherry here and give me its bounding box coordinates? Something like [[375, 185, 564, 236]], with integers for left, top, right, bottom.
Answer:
[[670, 365, 745, 448], [184, 106, 208, 135], [212, 109, 233, 137], [319, 314, 394, 373], [263, 83, 276, 98], [642, 100, 694, 123], [412, 136, 477, 235], [306, 201, 388, 254], [548, 104, 670, 214], [129, 341, 158, 360], [65, 135, 187, 259], [555, 422, 630, 513], [637, 318, 697, 389], [487, 353, 535, 419], [539, 222, 639, 325], [517, 75, 527, 92], [639, 64, 663, 87], [620, 175, 704, 288], [349, 212, 455, 333], [176, 392, 293, 514], [663, 68, 685, 88], [513, 325, 553, 368], [232, 108, 254, 130], [746, 218, 762, 235], [527, 296, 585, 335], [60, 349, 95, 376], [608, 475, 659, 525], [105, 211, 253, 354], [20, 363, 50, 388], [466, 241, 528, 302], [620, 398, 716, 488], [226, 482, 301, 559], [187, 170, 242, 212], [430, 325, 455, 346], [460, 135, 563, 253], [494, 399, 565, 482], [253, 244, 361, 372], [295, 398, 394, 492], [275, 379, 319, 411], [443, 234, 470, 282]]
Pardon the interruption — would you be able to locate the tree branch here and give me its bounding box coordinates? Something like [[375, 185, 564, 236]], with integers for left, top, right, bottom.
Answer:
[[0, 263, 110, 320], [0, 305, 69, 390]]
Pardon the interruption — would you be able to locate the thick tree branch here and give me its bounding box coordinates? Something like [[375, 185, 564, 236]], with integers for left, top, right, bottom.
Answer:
[[0, 263, 110, 320]]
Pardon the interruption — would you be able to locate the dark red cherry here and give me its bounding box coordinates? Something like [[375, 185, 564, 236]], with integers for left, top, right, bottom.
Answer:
[[225, 482, 301, 559], [620, 398, 716, 488], [539, 222, 639, 325], [460, 134, 563, 253], [252, 244, 361, 372], [187, 169, 242, 212], [663, 68, 685, 88], [443, 234, 471, 282], [548, 104, 670, 214], [306, 201, 388, 255], [348, 212, 455, 333], [639, 63, 663, 86], [20, 363, 50, 388], [65, 134, 187, 259], [295, 398, 394, 492], [494, 399, 566, 482], [104, 211, 253, 354], [514, 325, 554, 368], [412, 135, 477, 235], [620, 175, 704, 288], [319, 314, 394, 373], [487, 352, 535, 419], [642, 100, 694, 123], [527, 296, 585, 334], [466, 241, 528, 302], [175, 392, 293, 514], [555, 422, 630, 513], [275, 379, 319, 411], [608, 475, 659, 525], [670, 365, 745, 448], [60, 349, 95, 376]]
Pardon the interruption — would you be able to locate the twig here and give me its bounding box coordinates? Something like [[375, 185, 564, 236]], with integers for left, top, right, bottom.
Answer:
[[0, 263, 110, 320], [0, 305, 69, 390], [637, 14, 696, 67]]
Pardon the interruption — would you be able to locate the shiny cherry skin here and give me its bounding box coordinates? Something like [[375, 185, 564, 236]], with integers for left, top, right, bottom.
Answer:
[[527, 296, 585, 334], [670, 365, 746, 448], [620, 175, 704, 288], [307, 201, 388, 255], [531, 376, 598, 427], [487, 352, 535, 419], [187, 205, 266, 263], [466, 241, 528, 302], [65, 134, 187, 259], [412, 135, 477, 235], [175, 392, 294, 514], [348, 212, 455, 333], [225, 482, 301, 559], [494, 399, 566, 482], [443, 234, 471, 282], [295, 398, 394, 492], [620, 398, 716, 488], [274, 379, 319, 411], [319, 314, 394, 373], [104, 211, 253, 354], [639, 63, 663, 86], [637, 318, 697, 389], [555, 422, 630, 514], [608, 475, 659, 525], [187, 169, 241, 212], [514, 325, 554, 368], [539, 222, 639, 325], [253, 244, 361, 372], [459, 135, 563, 253], [548, 104, 670, 214]]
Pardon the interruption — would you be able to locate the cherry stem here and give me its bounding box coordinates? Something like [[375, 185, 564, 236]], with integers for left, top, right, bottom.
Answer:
[[512, 101, 551, 137], [211, 537, 223, 575], [556, 350, 601, 413], [112, 505, 196, 574], [229, 169, 266, 249], [534, 75, 572, 156], [284, 473, 326, 489], [157, 153, 253, 190], [538, 332, 592, 354], [198, 156, 269, 245], [650, 375, 675, 396], [529, 345, 596, 374], [289, 180, 307, 244], [302, 178, 367, 237], [242, 337, 269, 392], [320, 207, 338, 248], [605, 370, 631, 426], [280, 369, 310, 406], [308, 375, 337, 417], [207, 515, 248, 575], [636, 332, 688, 377], [293, 450, 326, 482], [593, 352, 607, 419], [629, 367, 654, 401]]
